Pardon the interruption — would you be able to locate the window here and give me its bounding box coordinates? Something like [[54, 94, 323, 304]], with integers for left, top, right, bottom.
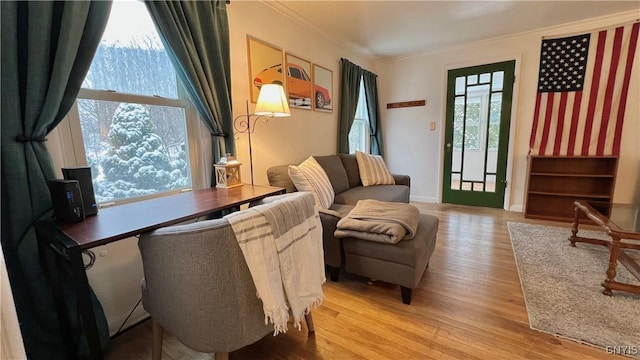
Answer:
[[67, 1, 196, 204], [348, 80, 369, 153]]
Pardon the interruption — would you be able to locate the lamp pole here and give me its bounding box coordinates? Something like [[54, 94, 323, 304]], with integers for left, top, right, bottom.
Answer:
[[246, 100, 254, 185]]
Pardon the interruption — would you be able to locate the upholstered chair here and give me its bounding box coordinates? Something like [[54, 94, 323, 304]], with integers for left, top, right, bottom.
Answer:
[[138, 216, 315, 360]]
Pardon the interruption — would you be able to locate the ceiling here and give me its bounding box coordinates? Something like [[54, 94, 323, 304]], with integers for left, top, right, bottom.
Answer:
[[265, 1, 640, 62]]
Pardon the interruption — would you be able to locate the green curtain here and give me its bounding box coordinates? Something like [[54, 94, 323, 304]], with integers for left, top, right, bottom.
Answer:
[[362, 70, 384, 156], [1, 1, 111, 358], [145, 0, 235, 186], [337, 58, 364, 154]]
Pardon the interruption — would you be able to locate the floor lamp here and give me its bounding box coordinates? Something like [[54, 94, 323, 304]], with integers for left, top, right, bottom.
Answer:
[[233, 84, 291, 185]]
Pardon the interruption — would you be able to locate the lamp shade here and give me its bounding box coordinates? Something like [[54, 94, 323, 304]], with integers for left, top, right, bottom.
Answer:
[[254, 84, 291, 117]]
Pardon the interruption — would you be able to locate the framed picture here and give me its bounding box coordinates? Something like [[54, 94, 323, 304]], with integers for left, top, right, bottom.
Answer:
[[285, 53, 313, 110], [247, 36, 283, 103], [312, 64, 333, 112]]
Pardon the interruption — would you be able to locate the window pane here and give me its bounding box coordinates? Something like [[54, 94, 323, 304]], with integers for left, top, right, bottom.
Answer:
[[82, 1, 178, 98], [349, 80, 369, 153], [349, 119, 365, 153], [78, 99, 192, 203]]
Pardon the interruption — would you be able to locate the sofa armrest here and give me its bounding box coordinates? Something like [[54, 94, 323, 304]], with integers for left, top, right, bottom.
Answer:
[[393, 174, 410, 188]]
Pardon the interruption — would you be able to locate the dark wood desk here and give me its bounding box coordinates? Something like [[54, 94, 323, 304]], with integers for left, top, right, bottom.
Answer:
[[569, 200, 640, 296], [36, 185, 285, 360]]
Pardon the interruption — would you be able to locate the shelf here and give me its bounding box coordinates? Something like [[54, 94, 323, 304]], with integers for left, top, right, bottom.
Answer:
[[530, 172, 615, 178], [525, 156, 617, 223], [527, 191, 611, 199]]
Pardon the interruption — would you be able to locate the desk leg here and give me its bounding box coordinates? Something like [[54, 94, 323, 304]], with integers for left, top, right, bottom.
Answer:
[[68, 247, 103, 359], [37, 235, 76, 359], [602, 236, 621, 296]]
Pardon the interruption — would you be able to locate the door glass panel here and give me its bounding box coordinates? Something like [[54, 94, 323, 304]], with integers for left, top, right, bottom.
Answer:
[[455, 77, 466, 95], [461, 182, 472, 191], [492, 71, 504, 91], [479, 73, 491, 83], [467, 74, 478, 85], [453, 97, 465, 152], [450, 173, 461, 190], [462, 153, 483, 182], [473, 183, 484, 192], [486, 175, 496, 193], [487, 92, 502, 173]]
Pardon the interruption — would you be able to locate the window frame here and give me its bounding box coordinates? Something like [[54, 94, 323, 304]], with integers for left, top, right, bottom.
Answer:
[[63, 88, 205, 207]]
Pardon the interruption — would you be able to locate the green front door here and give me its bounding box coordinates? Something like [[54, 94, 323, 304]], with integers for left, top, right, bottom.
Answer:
[[442, 60, 515, 208]]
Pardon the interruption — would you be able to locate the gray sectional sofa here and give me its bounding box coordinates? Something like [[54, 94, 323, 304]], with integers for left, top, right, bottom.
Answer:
[[267, 153, 438, 304]]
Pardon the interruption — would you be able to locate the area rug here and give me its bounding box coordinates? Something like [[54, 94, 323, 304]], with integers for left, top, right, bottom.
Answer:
[[507, 222, 640, 358]]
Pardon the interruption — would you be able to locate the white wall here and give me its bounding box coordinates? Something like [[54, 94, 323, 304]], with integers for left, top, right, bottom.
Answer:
[[377, 11, 640, 210], [227, 2, 374, 186]]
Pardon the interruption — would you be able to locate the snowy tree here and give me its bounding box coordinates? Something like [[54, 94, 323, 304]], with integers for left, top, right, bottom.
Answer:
[[96, 103, 186, 201]]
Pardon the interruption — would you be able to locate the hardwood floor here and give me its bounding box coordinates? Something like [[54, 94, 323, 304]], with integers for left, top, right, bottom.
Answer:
[[106, 203, 626, 360]]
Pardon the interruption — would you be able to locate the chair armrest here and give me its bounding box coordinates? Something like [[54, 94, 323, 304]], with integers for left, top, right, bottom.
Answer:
[[393, 174, 410, 187]]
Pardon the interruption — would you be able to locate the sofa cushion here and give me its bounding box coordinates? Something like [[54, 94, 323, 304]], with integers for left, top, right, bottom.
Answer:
[[338, 154, 361, 188], [288, 156, 334, 209], [355, 151, 395, 186], [267, 164, 297, 193], [313, 155, 350, 194], [335, 185, 410, 205]]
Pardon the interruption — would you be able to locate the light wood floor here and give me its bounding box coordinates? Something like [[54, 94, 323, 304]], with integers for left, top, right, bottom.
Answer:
[[106, 202, 626, 360]]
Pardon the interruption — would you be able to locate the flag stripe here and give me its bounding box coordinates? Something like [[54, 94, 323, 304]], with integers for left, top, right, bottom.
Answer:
[[529, 93, 543, 153], [596, 26, 624, 155], [539, 93, 555, 153], [566, 91, 583, 156], [581, 30, 607, 155], [613, 22, 640, 155], [553, 92, 568, 155]]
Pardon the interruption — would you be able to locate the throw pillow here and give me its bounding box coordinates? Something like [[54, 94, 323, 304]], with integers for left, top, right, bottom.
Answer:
[[288, 157, 334, 209], [355, 151, 395, 186]]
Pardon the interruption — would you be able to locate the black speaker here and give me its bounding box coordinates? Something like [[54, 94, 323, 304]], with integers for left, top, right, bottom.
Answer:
[[62, 166, 98, 216], [48, 180, 85, 223]]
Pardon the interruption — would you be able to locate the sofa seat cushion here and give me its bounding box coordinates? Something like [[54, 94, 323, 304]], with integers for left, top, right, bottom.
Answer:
[[328, 203, 354, 217], [335, 185, 410, 205], [342, 213, 438, 267]]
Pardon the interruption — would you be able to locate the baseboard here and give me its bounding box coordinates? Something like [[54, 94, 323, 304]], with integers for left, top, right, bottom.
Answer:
[[410, 195, 438, 203], [509, 205, 524, 212]]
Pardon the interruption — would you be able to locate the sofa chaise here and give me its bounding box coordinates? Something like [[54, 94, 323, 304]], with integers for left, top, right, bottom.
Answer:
[[267, 153, 439, 304]]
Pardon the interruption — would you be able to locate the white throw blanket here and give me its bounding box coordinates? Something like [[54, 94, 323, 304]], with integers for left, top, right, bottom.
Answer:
[[225, 192, 325, 335]]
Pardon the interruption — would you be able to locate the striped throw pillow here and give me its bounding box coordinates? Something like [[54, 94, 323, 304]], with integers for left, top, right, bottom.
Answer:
[[288, 157, 334, 209], [355, 151, 395, 186]]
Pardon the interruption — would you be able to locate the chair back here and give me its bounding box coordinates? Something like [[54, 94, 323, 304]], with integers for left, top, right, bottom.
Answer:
[[138, 217, 272, 353]]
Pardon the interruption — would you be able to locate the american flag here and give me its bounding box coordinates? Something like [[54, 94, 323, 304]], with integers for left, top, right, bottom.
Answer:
[[529, 21, 639, 156]]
